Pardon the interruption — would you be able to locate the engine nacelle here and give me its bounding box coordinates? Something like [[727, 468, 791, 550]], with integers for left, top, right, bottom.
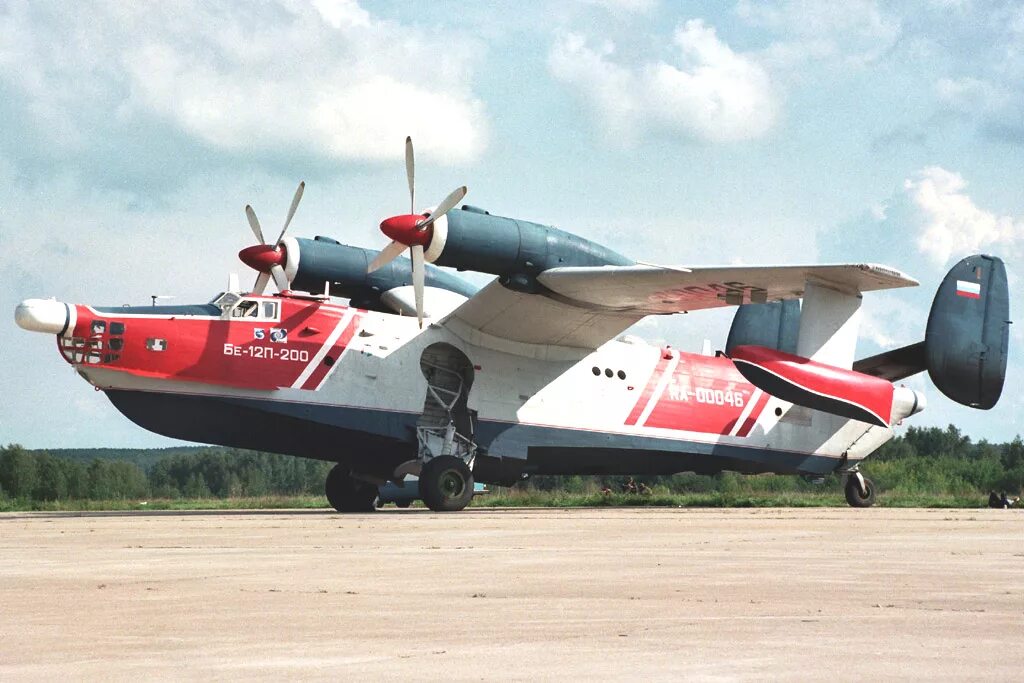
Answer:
[[284, 236, 478, 313], [423, 206, 634, 292]]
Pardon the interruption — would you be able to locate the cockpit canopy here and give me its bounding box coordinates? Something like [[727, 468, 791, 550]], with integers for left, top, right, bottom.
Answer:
[[211, 292, 279, 321]]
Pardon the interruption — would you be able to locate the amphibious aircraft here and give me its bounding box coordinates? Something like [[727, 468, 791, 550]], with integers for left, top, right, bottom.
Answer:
[[15, 138, 1010, 512]]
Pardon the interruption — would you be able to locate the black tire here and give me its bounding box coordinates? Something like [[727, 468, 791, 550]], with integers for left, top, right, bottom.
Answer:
[[325, 465, 378, 513], [395, 501, 412, 509], [419, 456, 474, 512], [845, 475, 876, 508]]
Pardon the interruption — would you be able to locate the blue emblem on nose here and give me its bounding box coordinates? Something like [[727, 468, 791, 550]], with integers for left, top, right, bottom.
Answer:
[[270, 328, 288, 343], [254, 328, 266, 340]]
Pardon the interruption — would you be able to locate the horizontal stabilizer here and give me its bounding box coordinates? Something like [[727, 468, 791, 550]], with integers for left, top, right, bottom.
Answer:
[[852, 341, 926, 381], [731, 345, 895, 427]]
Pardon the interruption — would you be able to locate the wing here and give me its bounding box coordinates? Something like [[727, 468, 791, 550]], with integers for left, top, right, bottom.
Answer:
[[442, 280, 642, 354], [442, 263, 917, 352], [536, 263, 917, 314]]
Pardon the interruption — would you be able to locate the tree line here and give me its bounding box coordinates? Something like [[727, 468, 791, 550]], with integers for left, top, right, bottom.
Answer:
[[1, 424, 1022, 502], [0, 446, 332, 501]]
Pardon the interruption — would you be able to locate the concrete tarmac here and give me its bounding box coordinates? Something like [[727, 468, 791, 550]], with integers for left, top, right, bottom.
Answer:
[[0, 507, 1021, 681]]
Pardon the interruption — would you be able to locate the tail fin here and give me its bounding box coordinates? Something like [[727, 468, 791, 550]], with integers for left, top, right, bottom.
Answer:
[[925, 254, 1009, 408], [853, 254, 1010, 409]]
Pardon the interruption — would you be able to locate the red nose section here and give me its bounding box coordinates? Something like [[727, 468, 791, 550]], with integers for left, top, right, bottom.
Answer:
[[238, 244, 286, 272], [380, 214, 433, 247]]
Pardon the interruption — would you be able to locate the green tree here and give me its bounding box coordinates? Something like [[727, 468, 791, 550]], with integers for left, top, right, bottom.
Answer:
[[33, 453, 68, 501], [0, 445, 39, 498]]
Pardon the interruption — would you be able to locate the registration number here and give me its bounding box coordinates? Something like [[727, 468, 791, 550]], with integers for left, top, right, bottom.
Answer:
[[223, 343, 309, 362]]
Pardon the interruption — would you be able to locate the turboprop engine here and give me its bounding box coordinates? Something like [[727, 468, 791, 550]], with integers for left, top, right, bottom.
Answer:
[[726, 254, 1011, 417], [235, 137, 631, 324]]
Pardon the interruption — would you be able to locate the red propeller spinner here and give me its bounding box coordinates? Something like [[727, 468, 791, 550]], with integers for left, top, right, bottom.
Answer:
[[367, 136, 467, 328], [238, 181, 305, 295]]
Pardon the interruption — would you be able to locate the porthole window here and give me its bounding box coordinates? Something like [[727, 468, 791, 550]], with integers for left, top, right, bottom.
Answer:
[[592, 367, 601, 376], [617, 370, 626, 380], [604, 368, 613, 378], [775, 407, 783, 417]]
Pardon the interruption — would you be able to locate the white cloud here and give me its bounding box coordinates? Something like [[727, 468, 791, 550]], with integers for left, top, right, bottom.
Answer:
[[935, 77, 1008, 114], [0, 0, 487, 165], [549, 20, 777, 143], [577, 0, 656, 12], [735, 0, 900, 68], [906, 166, 1024, 265]]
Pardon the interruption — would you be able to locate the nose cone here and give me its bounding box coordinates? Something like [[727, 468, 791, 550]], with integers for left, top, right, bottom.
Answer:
[[239, 244, 286, 272], [15, 299, 71, 334], [380, 214, 433, 247]]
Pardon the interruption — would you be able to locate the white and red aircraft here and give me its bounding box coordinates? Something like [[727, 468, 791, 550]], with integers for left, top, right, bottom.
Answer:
[[15, 139, 1010, 511]]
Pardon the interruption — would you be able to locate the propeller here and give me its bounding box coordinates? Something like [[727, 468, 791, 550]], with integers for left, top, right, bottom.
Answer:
[[238, 181, 305, 295], [368, 136, 467, 328]]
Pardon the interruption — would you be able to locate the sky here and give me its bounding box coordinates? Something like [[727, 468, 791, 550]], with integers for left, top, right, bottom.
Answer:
[[1, 0, 1022, 447]]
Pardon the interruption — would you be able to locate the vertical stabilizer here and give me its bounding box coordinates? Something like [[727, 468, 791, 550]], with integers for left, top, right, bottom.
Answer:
[[796, 281, 863, 369]]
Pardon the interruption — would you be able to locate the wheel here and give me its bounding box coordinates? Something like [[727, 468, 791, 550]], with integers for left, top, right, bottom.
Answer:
[[325, 465, 378, 513], [395, 501, 412, 509], [419, 456, 474, 512], [845, 474, 876, 508]]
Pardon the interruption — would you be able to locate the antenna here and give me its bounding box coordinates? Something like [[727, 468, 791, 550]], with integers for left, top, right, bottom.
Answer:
[[151, 295, 175, 307]]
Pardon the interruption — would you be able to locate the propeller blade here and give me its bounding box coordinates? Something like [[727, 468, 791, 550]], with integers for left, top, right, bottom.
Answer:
[[245, 205, 266, 245], [253, 272, 271, 295], [405, 136, 415, 215], [420, 186, 467, 227], [270, 264, 289, 291], [411, 244, 425, 329], [274, 181, 305, 246], [367, 240, 406, 273]]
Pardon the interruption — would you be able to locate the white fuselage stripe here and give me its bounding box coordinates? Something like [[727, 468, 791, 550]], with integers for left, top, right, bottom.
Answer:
[[637, 354, 681, 427], [313, 314, 360, 390], [728, 387, 763, 436], [291, 309, 356, 389]]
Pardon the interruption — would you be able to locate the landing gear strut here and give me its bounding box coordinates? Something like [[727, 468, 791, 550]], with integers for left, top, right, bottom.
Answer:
[[325, 464, 378, 513], [419, 455, 474, 512], [844, 472, 876, 508]]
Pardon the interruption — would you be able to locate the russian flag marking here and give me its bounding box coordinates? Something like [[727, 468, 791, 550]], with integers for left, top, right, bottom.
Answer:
[[956, 279, 981, 299]]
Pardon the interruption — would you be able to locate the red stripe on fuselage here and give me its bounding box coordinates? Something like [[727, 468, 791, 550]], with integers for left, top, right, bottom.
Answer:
[[736, 389, 770, 437], [300, 312, 362, 390], [624, 351, 672, 426]]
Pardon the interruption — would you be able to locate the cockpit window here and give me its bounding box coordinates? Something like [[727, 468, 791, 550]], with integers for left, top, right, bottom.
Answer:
[[232, 301, 260, 318], [262, 302, 278, 319]]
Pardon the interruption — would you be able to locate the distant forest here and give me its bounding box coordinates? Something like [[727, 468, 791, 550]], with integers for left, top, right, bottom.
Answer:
[[1, 425, 1022, 503]]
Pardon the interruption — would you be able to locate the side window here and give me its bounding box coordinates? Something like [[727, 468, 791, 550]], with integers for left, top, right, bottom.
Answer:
[[262, 302, 278, 319], [232, 301, 260, 318], [109, 321, 125, 335]]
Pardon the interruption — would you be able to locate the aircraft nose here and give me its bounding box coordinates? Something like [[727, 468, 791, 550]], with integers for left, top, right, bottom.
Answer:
[[14, 299, 72, 335]]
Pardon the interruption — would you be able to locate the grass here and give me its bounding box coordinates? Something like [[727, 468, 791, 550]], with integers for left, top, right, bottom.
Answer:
[[0, 490, 994, 512]]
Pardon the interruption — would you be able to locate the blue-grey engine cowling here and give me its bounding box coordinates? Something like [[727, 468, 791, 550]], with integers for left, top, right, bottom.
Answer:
[[289, 206, 633, 311]]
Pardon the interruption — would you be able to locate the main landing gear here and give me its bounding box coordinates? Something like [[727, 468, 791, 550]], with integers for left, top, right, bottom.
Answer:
[[844, 471, 876, 508], [419, 455, 475, 512], [325, 465, 379, 513]]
